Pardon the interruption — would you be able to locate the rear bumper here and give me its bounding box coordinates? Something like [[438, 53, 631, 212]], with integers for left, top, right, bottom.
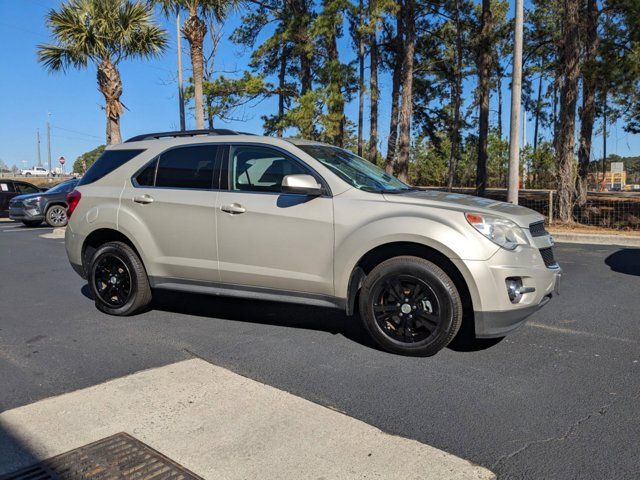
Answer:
[[474, 293, 553, 338]]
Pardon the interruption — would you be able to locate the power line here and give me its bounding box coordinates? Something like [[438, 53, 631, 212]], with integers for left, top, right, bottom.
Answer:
[[51, 125, 102, 140]]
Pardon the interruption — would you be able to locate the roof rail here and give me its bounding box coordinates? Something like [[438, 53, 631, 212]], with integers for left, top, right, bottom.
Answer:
[[124, 129, 242, 143]]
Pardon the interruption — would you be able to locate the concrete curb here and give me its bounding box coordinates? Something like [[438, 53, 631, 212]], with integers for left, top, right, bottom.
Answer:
[[549, 231, 640, 247], [0, 359, 495, 480]]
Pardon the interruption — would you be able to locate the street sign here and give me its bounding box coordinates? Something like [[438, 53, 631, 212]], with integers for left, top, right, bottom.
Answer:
[[611, 162, 624, 173], [59, 156, 66, 165]]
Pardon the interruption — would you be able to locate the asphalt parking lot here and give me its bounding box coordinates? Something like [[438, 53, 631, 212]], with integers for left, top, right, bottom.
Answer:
[[1, 221, 639, 479]]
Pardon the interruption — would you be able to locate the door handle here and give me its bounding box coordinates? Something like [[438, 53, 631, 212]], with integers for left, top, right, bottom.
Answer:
[[221, 203, 246, 214], [133, 194, 154, 204]]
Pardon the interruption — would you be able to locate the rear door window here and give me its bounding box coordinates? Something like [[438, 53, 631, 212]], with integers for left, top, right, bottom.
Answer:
[[78, 149, 144, 185], [15, 183, 40, 194], [154, 145, 219, 190]]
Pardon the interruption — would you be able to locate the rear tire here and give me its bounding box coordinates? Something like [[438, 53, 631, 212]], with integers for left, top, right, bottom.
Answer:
[[358, 256, 463, 356], [88, 241, 151, 316], [22, 220, 42, 227]]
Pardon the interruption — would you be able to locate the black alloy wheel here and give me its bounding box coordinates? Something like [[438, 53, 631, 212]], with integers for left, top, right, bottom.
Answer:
[[88, 241, 152, 316], [359, 256, 463, 356], [371, 274, 442, 344], [93, 254, 133, 308]]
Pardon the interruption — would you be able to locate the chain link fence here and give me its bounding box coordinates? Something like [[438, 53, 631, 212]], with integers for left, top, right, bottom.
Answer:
[[422, 187, 640, 231]]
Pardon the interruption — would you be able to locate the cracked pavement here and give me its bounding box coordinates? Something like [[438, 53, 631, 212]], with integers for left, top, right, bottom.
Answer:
[[1, 224, 639, 479]]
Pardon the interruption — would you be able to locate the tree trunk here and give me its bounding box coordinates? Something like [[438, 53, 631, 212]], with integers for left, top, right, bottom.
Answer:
[[475, 0, 492, 196], [368, 0, 379, 164], [277, 46, 287, 137], [357, 0, 365, 156], [385, 31, 403, 174], [575, 0, 599, 205], [556, 0, 581, 223], [447, 0, 463, 191], [97, 58, 123, 145], [326, 31, 345, 147], [183, 11, 207, 129], [497, 67, 503, 139], [396, 0, 415, 183], [533, 66, 542, 154]]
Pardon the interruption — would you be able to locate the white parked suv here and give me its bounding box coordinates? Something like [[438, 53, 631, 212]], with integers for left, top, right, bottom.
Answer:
[[21, 166, 52, 176], [65, 130, 561, 356]]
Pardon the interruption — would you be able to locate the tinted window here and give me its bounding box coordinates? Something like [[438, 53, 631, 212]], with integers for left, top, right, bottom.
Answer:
[[0, 182, 13, 193], [135, 160, 157, 187], [15, 182, 40, 194], [230, 146, 308, 193], [78, 149, 144, 185], [155, 145, 218, 189]]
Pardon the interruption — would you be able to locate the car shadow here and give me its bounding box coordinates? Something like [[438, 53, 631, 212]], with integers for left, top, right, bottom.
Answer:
[[81, 285, 505, 355], [604, 249, 640, 277], [0, 424, 42, 476]]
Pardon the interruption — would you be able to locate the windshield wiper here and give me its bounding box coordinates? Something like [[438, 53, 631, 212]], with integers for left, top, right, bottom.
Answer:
[[383, 187, 417, 194]]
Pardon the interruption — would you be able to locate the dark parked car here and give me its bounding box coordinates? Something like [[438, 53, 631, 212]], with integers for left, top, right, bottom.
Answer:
[[9, 178, 79, 227], [0, 179, 45, 216]]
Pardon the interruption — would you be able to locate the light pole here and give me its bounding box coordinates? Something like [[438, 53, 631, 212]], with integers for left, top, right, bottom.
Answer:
[[36, 129, 42, 167], [47, 113, 52, 180], [507, 0, 524, 204], [177, 10, 186, 131]]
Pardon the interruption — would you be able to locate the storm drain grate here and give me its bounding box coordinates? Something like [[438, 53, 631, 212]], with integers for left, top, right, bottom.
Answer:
[[0, 432, 203, 480]]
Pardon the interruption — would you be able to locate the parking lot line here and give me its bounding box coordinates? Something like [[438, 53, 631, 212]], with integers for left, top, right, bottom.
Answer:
[[2, 227, 54, 232], [0, 359, 494, 480], [527, 322, 637, 344]]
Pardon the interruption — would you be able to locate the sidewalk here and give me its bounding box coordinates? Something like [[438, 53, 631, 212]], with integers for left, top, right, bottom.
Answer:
[[0, 359, 494, 480]]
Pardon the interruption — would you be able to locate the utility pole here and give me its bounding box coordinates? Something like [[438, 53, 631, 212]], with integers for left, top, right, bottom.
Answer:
[[507, 0, 524, 204], [522, 106, 527, 189], [47, 114, 52, 179], [176, 10, 186, 131], [36, 129, 42, 167], [602, 93, 607, 180]]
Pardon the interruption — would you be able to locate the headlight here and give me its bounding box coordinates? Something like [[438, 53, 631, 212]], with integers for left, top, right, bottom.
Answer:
[[465, 212, 529, 250], [24, 197, 41, 208]]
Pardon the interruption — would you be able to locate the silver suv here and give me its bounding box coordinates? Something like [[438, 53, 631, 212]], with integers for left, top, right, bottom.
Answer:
[[65, 130, 561, 356]]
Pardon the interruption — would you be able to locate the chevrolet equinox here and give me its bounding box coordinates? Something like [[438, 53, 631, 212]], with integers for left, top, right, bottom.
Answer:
[[65, 130, 561, 356]]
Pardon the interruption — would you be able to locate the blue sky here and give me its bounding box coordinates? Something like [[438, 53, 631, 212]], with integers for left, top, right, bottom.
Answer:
[[0, 0, 638, 170]]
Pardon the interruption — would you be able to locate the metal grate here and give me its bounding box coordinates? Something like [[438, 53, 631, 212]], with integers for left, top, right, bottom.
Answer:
[[529, 220, 548, 237], [0, 433, 203, 480], [539, 247, 557, 268]]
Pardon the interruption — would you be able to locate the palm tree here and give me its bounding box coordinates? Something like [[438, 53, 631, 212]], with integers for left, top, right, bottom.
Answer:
[[38, 0, 168, 144], [154, 0, 238, 129]]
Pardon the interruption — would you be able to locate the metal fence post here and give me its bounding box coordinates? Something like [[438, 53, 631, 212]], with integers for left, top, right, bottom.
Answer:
[[548, 190, 554, 224]]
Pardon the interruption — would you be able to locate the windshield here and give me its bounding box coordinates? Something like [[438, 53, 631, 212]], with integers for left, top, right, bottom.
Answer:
[[47, 179, 78, 193], [298, 145, 412, 193]]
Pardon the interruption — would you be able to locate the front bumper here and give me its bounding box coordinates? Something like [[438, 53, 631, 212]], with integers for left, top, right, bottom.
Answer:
[[9, 207, 44, 222], [474, 291, 555, 338], [454, 242, 562, 339]]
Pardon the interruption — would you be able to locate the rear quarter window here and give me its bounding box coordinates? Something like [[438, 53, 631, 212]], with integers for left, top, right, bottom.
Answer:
[[78, 149, 145, 185]]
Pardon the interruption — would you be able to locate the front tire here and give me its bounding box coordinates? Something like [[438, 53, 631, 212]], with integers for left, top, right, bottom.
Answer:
[[358, 256, 463, 356], [45, 205, 68, 227], [88, 241, 151, 316]]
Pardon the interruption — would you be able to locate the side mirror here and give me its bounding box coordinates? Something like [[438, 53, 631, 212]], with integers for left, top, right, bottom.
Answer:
[[281, 174, 323, 196]]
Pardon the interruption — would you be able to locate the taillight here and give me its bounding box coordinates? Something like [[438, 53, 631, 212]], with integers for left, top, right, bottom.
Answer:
[[66, 189, 81, 218]]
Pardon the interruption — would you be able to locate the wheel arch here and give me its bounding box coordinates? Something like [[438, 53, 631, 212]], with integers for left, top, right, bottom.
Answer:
[[81, 228, 144, 275], [345, 241, 477, 336]]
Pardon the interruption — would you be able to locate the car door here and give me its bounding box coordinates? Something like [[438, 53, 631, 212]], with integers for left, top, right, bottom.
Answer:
[[0, 180, 14, 213], [121, 144, 221, 283], [216, 144, 334, 296]]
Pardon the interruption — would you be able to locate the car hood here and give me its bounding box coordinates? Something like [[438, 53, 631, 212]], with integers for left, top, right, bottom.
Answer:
[[383, 189, 544, 228], [10, 193, 42, 203]]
